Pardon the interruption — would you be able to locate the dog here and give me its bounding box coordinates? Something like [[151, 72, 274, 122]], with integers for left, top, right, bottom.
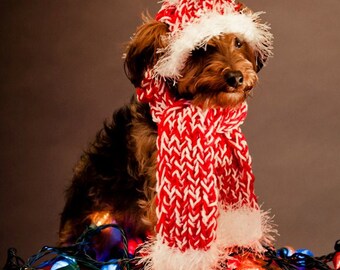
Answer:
[[58, 1, 270, 261]]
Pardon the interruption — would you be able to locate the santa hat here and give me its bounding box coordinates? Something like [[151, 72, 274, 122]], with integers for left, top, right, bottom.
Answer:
[[153, 0, 273, 78]]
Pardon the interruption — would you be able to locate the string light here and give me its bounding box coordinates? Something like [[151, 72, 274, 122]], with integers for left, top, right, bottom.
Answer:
[[2, 224, 339, 270], [3, 224, 131, 270], [51, 257, 78, 270]]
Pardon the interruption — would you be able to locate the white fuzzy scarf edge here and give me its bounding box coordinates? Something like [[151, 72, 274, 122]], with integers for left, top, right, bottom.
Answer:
[[138, 206, 277, 270]]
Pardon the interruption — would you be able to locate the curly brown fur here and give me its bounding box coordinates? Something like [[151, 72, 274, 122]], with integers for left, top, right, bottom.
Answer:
[[176, 34, 258, 108], [124, 15, 169, 88], [59, 99, 157, 249], [59, 8, 264, 259]]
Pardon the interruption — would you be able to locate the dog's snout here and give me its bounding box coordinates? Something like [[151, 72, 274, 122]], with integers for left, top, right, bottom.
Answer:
[[224, 71, 244, 88]]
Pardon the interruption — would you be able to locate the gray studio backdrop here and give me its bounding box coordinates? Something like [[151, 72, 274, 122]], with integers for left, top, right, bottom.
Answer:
[[0, 0, 339, 263]]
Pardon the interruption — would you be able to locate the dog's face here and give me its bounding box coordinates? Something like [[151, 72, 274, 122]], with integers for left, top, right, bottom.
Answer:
[[125, 16, 262, 109], [176, 34, 258, 108]]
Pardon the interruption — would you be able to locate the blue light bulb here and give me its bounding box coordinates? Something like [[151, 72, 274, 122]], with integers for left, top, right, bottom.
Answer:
[[295, 249, 314, 257], [51, 257, 77, 270], [101, 260, 120, 270]]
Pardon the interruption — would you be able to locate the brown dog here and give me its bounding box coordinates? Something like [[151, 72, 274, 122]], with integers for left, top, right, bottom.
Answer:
[[59, 1, 271, 261]]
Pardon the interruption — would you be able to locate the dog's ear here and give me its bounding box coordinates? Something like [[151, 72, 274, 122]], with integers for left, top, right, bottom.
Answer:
[[255, 57, 265, 72], [124, 14, 169, 87]]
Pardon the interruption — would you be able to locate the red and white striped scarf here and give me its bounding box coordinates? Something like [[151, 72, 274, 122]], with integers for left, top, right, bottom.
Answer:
[[136, 72, 274, 270]]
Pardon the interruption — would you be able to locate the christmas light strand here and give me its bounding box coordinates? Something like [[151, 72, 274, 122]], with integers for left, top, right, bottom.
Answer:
[[3, 224, 133, 270], [3, 224, 339, 270]]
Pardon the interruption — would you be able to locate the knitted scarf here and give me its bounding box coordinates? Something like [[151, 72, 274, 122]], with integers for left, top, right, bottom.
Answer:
[[136, 72, 274, 270]]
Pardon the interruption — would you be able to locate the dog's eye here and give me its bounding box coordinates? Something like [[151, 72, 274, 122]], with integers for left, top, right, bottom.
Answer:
[[234, 38, 243, 48]]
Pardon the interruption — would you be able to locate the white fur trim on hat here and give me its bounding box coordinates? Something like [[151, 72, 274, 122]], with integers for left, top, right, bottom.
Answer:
[[154, 10, 273, 79]]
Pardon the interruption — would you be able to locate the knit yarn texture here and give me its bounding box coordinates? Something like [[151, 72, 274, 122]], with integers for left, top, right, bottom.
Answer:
[[136, 72, 274, 270]]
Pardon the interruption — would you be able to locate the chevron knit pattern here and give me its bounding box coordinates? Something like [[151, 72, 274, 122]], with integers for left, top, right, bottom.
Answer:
[[155, 0, 241, 32], [136, 72, 273, 270], [156, 99, 258, 251]]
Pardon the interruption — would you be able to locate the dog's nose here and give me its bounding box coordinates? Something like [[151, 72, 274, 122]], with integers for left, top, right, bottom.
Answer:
[[224, 71, 244, 88]]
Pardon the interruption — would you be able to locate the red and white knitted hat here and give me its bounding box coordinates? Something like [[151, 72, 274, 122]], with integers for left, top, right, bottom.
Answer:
[[153, 0, 273, 78]]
